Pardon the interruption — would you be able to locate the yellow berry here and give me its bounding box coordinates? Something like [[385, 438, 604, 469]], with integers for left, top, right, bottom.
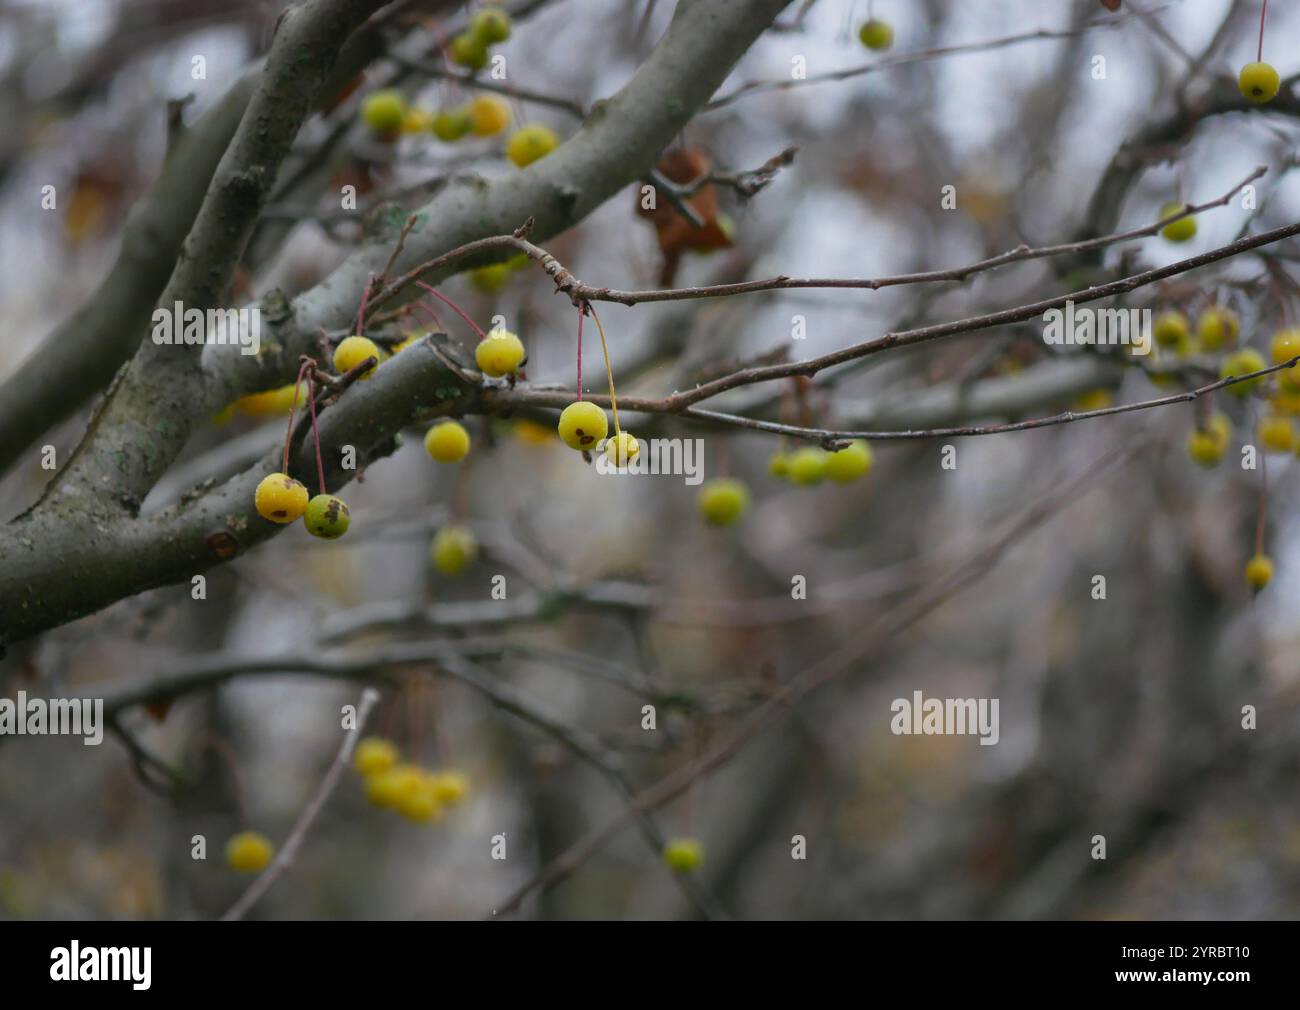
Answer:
[[401, 106, 433, 134], [354, 737, 399, 777], [424, 420, 471, 462], [304, 494, 351, 539], [334, 335, 381, 379], [1245, 553, 1273, 590], [428, 770, 470, 805], [557, 400, 608, 450], [514, 418, 556, 445], [787, 447, 830, 485], [768, 453, 791, 478], [474, 329, 526, 377], [225, 831, 274, 873], [858, 19, 893, 51], [1197, 306, 1239, 352], [663, 837, 704, 873], [1257, 414, 1296, 453], [823, 440, 873, 483], [505, 123, 559, 167], [431, 107, 474, 141], [470, 8, 512, 44], [361, 90, 406, 133], [1239, 62, 1280, 104], [1186, 412, 1231, 467], [698, 477, 750, 526], [397, 776, 443, 823], [1154, 311, 1190, 348], [467, 95, 511, 136], [1158, 203, 1196, 243], [236, 385, 298, 418], [366, 764, 425, 808], [254, 472, 309, 524], [432, 525, 477, 575], [470, 261, 513, 293], [604, 431, 640, 466], [1272, 389, 1300, 414], [1220, 348, 1268, 396], [449, 32, 488, 70], [1270, 328, 1300, 365]]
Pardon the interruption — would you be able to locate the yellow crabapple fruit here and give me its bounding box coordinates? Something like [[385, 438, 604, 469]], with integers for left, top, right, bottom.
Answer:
[[1197, 306, 1239, 352], [354, 737, 399, 777], [254, 473, 309, 524], [1186, 412, 1231, 467], [424, 420, 471, 463], [397, 777, 443, 823], [474, 329, 526, 377], [1153, 311, 1190, 348], [470, 8, 511, 44], [334, 335, 381, 379], [698, 478, 750, 526], [604, 431, 640, 466], [432, 525, 477, 575], [557, 400, 608, 450], [1270, 328, 1300, 365], [304, 494, 351, 539], [361, 90, 406, 133], [823, 440, 873, 482], [1239, 62, 1280, 104], [663, 837, 704, 873], [428, 770, 470, 805], [768, 453, 791, 478], [1158, 203, 1196, 243], [468, 95, 511, 136], [787, 447, 830, 485], [470, 261, 513, 293], [431, 107, 474, 141], [1220, 348, 1268, 396], [1257, 414, 1296, 453], [506, 124, 559, 167], [449, 32, 488, 71], [1245, 553, 1274, 590], [225, 831, 275, 873], [401, 107, 433, 134], [858, 19, 894, 51]]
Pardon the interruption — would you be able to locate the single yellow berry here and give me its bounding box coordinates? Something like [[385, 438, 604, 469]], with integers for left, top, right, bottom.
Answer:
[[467, 95, 511, 136], [354, 737, 399, 777], [557, 400, 608, 450], [1153, 311, 1190, 349], [401, 106, 433, 134], [1158, 203, 1196, 243], [334, 335, 381, 379], [1220, 348, 1268, 396], [514, 418, 557, 445], [474, 329, 526, 377], [1257, 414, 1296, 453], [505, 123, 559, 167], [428, 770, 470, 806], [1197, 306, 1239, 351], [254, 472, 309, 524], [1186, 412, 1231, 467], [449, 32, 488, 70], [787, 447, 830, 485], [236, 385, 297, 417], [823, 440, 873, 483], [304, 494, 351, 539], [663, 837, 704, 873], [858, 19, 894, 51], [424, 420, 471, 463], [470, 261, 514, 293], [225, 831, 275, 873], [431, 107, 474, 141], [361, 90, 407, 133], [366, 764, 425, 809], [432, 525, 477, 575], [768, 453, 791, 478], [397, 777, 443, 823], [1239, 62, 1280, 104], [604, 431, 640, 466], [1245, 553, 1273, 590], [698, 477, 750, 526], [1272, 389, 1300, 414], [470, 8, 512, 44], [1270, 328, 1300, 365]]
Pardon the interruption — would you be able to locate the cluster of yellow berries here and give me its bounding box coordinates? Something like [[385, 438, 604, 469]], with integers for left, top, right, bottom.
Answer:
[[354, 737, 470, 824], [225, 830, 275, 873], [448, 7, 512, 73], [770, 440, 874, 486]]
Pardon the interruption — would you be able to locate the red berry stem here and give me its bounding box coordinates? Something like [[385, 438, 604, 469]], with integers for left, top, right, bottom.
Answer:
[[1258, 0, 1267, 62], [415, 281, 486, 338], [282, 359, 312, 474], [306, 369, 328, 495], [410, 299, 445, 332], [576, 302, 585, 400], [356, 271, 375, 336]]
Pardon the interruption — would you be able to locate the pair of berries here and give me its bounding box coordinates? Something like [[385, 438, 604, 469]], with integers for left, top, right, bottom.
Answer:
[[1158, 202, 1196, 243], [433, 95, 511, 140], [226, 830, 275, 873], [554, 401, 641, 464], [1239, 62, 1281, 104], [356, 737, 471, 824], [505, 124, 559, 167], [449, 7, 511, 71], [698, 478, 750, 526], [432, 525, 477, 575], [858, 19, 893, 51], [254, 474, 352, 538], [771, 440, 873, 485], [663, 838, 704, 873]]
